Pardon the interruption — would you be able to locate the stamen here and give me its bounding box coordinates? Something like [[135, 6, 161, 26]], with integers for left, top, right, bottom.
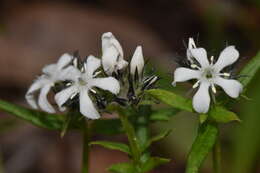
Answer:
[[191, 64, 200, 69], [211, 84, 217, 94], [90, 89, 96, 94], [192, 80, 200, 88], [210, 56, 214, 64], [93, 71, 102, 77], [70, 93, 77, 99], [66, 82, 72, 86], [219, 73, 230, 77]]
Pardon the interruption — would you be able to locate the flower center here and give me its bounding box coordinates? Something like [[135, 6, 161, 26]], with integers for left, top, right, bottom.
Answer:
[[79, 77, 87, 86], [202, 68, 215, 79]]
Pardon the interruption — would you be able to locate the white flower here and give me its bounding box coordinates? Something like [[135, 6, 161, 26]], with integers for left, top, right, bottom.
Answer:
[[25, 53, 73, 113], [55, 55, 120, 119], [101, 32, 128, 75], [186, 37, 196, 63], [173, 43, 243, 113], [130, 46, 144, 77]]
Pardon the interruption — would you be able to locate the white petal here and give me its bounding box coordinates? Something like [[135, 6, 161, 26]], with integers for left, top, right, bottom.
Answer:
[[57, 53, 73, 70], [192, 82, 210, 113], [213, 77, 243, 98], [25, 78, 46, 109], [130, 46, 144, 76], [101, 32, 127, 75], [79, 89, 100, 119], [59, 66, 81, 81], [186, 38, 197, 63], [101, 47, 119, 75], [90, 77, 120, 94], [38, 84, 55, 113], [85, 55, 101, 77], [116, 59, 128, 71], [55, 85, 78, 111], [102, 32, 123, 58], [190, 48, 209, 68], [213, 46, 239, 72], [42, 64, 56, 75], [173, 67, 201, 84], [188, 37, 196, 49]]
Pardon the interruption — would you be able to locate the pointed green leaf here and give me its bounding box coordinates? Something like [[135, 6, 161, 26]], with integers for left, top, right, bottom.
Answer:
[[208, 106, 240, 123], [141, 157, 170, 173], [108, 162, 136, 173], [239, 51, 260, 87], [90, 141, 131, 155], [186, 122, 218, 173], [150, 108, 179, 121], [0, 99, 64, 130], [146, 89, 193, 112], [142, 129, 172, 152], [147, 89, 240, 123]]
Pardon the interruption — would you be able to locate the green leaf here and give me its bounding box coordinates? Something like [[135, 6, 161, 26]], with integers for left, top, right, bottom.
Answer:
[[147, 89, 240, 123], [239, 51, 260, 87], [108, 162, 136, 173], [0, 99, 64, 130], [146, 89, 193, 112], [91, 118, 123, 135], [90, 141, 131, 155], [141, 157, 170, 173], [186, 122, 219, 173], [208, 106, 241, 123], [142, 129, 172, 152], [150, 108, 179, 121]]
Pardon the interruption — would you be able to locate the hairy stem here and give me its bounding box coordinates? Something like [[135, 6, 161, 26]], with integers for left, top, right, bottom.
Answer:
[[81, 119, 90, 173], [118, 110, 141, 168]]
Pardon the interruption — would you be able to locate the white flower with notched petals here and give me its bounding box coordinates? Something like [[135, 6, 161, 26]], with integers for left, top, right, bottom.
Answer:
[[173, 40, 243, 113], [130, 46, 144, 77], [25, 53, 73, 113], [101, 32, 128, 75], [55, 55, 120, 119]]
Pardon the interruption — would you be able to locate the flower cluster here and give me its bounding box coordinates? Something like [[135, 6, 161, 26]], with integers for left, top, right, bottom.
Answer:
[[26, 32, 157, 119], [172, 38, 243, 113]]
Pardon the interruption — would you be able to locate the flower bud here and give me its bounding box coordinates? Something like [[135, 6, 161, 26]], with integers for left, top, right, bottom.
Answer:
[[130, 46, 144, 77]]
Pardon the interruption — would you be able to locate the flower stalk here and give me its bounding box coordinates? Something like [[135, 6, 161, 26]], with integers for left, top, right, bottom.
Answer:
[[81, 119, 90, 173], [117, 108, 141, 170]]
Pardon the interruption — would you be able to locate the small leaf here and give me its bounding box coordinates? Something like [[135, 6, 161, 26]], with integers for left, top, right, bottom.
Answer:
[[90, 141, 131, 155], [0, 99, 64, 130], [141, 157, 170, 173], [150, 108, 179, 121], [91, 118, 123, 135], [146, 89, 193, 112], [142, 129, 172, 152], [208, 106, 241, 123], [108, 162, 136, 173], [186, 122, 218, 173], [147, 89, 239, 123], [239, 51, 260, 88]]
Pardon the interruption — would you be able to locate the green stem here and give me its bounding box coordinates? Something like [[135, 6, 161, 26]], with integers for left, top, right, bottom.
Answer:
[[213, 128, 221, 173], [81, 119, 90, 173], [136, 106, 151, 162], [118, 110, 140, 166]]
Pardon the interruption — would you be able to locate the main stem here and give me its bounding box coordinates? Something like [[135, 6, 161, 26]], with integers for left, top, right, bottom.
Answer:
[[213, 128, 221, 173], [82, 119, 90, 173], [118, 111, 140, 167]]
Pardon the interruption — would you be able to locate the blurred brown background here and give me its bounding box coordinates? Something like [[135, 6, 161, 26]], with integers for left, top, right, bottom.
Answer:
[[0, 0, 259, 173]]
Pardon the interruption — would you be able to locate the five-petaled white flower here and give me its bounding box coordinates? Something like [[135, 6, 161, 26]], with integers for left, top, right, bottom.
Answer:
[[130, 46, 144, 77], [25, 53, 73, 113], [173, 38, 243, 113], [101, 32, 128, 75], [55, 55, 120, 119]]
